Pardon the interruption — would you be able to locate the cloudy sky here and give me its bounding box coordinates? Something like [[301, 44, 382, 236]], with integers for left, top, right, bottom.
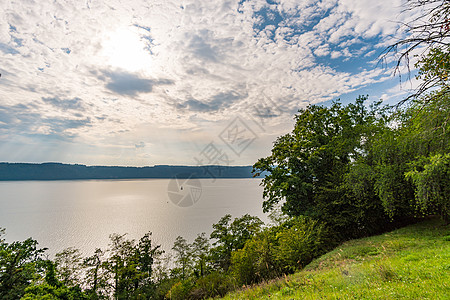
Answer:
[[0, 0, 420, 166]]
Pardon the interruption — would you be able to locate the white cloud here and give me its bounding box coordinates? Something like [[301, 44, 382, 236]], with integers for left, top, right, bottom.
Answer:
[[0, 0, 421, 165]]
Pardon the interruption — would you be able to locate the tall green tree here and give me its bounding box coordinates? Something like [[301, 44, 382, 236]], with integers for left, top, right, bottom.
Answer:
[[55, 247, 83, 287], [253, 97, 389, 237], [191, 233, 210, 277], [171, 236, 192, 280], [0, 229, 47, 300], [104, 232, 161, 299], [83, 248, 109, 299]]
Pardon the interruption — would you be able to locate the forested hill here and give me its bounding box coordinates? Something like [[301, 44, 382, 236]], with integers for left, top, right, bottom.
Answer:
[[0, 163, 260, 180]]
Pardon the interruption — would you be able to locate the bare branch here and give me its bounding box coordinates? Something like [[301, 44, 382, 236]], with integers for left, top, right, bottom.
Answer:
[[381, 0, 450, 105]]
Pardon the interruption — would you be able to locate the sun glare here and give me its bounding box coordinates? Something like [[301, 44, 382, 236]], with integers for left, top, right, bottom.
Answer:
[[102, 27, 153, 72]]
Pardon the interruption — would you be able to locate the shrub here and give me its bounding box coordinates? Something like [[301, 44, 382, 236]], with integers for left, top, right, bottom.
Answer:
[[165, 279, 195, 300], [231, 229, 280, 285], [275, 217, 330, 273], [189, 272, 236, 299]]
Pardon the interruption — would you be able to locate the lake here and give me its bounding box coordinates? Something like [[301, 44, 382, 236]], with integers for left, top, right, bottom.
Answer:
[[0, 178, 268, 256]]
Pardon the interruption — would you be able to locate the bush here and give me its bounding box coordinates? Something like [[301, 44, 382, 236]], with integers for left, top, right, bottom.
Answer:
[[166, 279, 195, 300], [275, 217, 330, 273], [230, 216, 332, 285], [189, 272, 236, 299], [231, 229, 280, 285]]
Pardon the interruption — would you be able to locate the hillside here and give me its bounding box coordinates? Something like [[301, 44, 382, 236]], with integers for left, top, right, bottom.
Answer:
[[0, 163, 260, 180], [221, 218, 450, 299]]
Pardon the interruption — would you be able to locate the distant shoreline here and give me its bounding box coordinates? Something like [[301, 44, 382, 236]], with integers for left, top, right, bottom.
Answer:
[[0, 162, 262, 181]]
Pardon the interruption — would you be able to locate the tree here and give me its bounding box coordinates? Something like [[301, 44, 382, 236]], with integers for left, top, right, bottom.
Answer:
[[105, 233, 136, 299], [171, 236, 192, 279], [22, 260, 89, 299], [55, 247, 83, 287], [253, 97, 389, 237], [274, 217, 329, 273], [191, 233, 210, 277], [406, 153, 450, 223], [230, 228, 279, 285], [210, 214, 263, 271], [0, 231, 47, 300], [136, 232, 163, 290], [399, 91, 450, 222], [369, 124, 417, 220], [382, 0, 450, 104], [82, 248, 109, 299], [104, 232, 161, 299]]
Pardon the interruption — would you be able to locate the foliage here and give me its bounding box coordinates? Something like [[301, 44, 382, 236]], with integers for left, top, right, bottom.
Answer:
[[253, 96, 391, 238], [343, 160, 390, 235], [231, 228, 279, 285], [370, 127, 416, 220], [188, 271, 236, 299], [22, 283, 88, 300], [22, 260, 88, 300], [82, 248, 109, 298], [54, 247, 83, 287], [3, 4, 450, 299], [379, 93, 450, 222], [222, 218, 450, 300], [275, 217, 330, 273], [210, 214, 264, 271], [191, 233, 210, 277], [172, 236, 193, 280], [103, 232, 162, 299], [165, 278, 195, 300], [417, 46, 450, 87], [231, 216, 332, 285], [0, 230, 47, 300], [406, 153, 450, 223]]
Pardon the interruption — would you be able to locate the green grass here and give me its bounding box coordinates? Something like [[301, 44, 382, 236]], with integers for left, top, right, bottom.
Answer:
[[220, 218, 450, 299]]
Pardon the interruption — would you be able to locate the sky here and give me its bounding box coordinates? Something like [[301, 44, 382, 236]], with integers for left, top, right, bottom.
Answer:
[[0, 0, 421, 166]]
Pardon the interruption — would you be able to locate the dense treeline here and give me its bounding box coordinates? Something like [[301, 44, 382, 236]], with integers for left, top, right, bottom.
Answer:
[[1, 0, 448, 299], [0, 164, 258, 180]]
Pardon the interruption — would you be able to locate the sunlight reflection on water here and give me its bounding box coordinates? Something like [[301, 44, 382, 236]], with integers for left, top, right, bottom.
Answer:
[[0, 179, 268, 256]]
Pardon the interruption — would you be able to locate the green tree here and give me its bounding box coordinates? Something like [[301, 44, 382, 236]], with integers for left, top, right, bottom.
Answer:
[[274, 217, 329, 273], [210, 214, 263, 271], [104, 232, 161, 299], [191, 233, 210, 277], [171, 236, 192, 280], [0, 231, 47, 300], [406, 153, 450, 223], [369, 125, 416, 220], [105, 233, 136, 299], [55, 247, 83, 287], [22, 260, 89, 300], [21, 283, 88, 300], [135, 232, 162, 296], [82, 248, 109, 298], [253, 97, 387, 237], [371, 90, 450, 221]]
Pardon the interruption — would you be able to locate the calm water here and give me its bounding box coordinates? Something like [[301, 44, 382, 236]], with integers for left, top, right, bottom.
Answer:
[[0, 179, 268, 256]]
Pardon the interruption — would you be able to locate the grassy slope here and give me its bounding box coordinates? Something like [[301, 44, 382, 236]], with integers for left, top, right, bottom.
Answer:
[[220, 218, 450, 299]]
